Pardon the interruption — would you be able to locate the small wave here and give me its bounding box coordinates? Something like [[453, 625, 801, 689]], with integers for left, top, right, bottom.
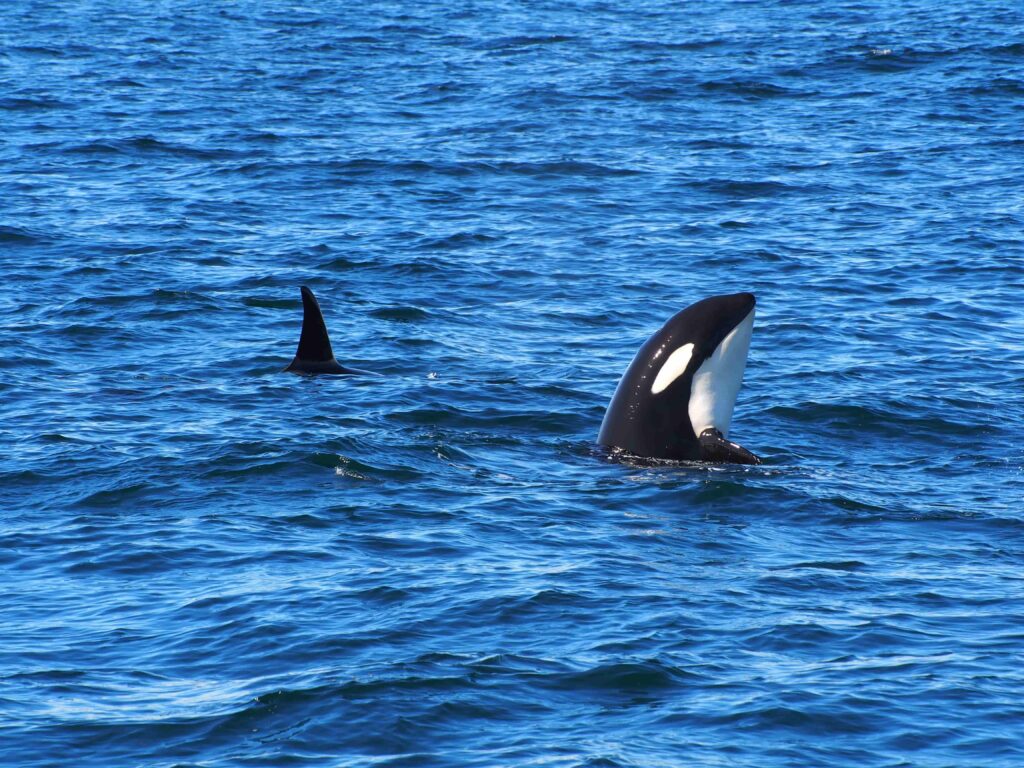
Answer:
[[767, 402, 986, 438], [857, 46, 959, 72], [550, 659, 695, 693], [685, 178, 814, 198], [106, 77, 144, 88], [957, 78, 1024, 96], [742, 621, 847, 653], [368, 306, 430, 322], [481, 35, 575, 50], [626, 84, 685, 102], [65, 136, 245, 159], [626, 38, 726, 52], [686, 137, 755, 150], [360, 534, 465, 558], [274, 513, 332, 529], [242, 297, 294, 309], [989, 42, 1024, 57], [76, 482, 156, 508], [715, 702, 878, 734], [60, 290, 217, 317], [12, 45, 66, 57], [699, 79, 814, 99], [413, 232, 498, 251], [0, 96, 69, 111], [388, 406, 586, 434], [0, 225, 49, 245], [315, 157, 640, 180], [771, 560, 866, 571], [497, 159, 641, 178], [319, 255, 374, 272]]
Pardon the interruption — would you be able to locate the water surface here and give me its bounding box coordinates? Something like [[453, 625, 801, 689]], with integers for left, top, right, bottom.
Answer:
[[2, 1, 1024, 765]]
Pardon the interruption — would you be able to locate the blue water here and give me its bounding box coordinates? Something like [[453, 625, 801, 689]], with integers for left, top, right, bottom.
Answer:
[[3, 0, 1024, 765]]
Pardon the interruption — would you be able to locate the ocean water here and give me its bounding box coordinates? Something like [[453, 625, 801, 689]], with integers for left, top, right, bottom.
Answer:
[[2, 0, 1024, 765]]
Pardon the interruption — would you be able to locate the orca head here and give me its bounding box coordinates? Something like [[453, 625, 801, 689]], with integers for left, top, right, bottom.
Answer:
[[658, 292, 756, 440], [598, 292, 756, 460]]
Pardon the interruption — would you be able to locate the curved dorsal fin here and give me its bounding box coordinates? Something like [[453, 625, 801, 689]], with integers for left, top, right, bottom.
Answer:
[[285, 286, 353, 375]]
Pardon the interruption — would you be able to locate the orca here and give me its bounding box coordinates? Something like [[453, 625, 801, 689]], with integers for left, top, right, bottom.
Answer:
[[284, 286, 366, 375], [598, 292, 761, 464]]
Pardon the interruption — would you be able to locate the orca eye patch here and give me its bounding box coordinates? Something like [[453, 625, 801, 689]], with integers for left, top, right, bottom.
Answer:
[[651, 343, 694, 394]]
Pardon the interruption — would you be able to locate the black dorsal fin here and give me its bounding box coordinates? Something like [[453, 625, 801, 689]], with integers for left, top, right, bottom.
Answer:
[[285, 286, 354, 375]]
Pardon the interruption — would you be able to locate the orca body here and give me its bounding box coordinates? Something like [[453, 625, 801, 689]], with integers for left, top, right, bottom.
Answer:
[[285, 286, 365, 376], [598, 293, 761, 465]]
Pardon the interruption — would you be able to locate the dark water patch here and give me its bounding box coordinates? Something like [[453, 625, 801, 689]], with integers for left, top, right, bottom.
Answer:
[[771, 561, 866, 571], [318, 254, 376, 271], [988, 41, 1024, 57], [64, 544, 216, 575], [957, 78, 1024, 96], [63, 137, 247, 159], [11, 45, 67, 58], [481, 35, 576, 50], [0, 355, 61, 370], [368, 306, 431, 322], [699, 79, 815, 99], [0, 225, 51, 245], [498, 160, 641, 178], [549, 659, 694, 695], [60, 289, 219, 318], [242, 296, 294, 309], [626, 85, 685, 102], [626, 38, 727, 52], [197, 449, 425, 484], [267, 512, 332, 529], [388, 406, 587, 434], [315, 157, 641, 181], [718, 701, 878, 735], [75, 482, 165, 509], [468, 653, 571, 677], [767, 403, 988, 439], [684, 178, 819, 198], [0, 96, 70, 111], [360, 534, 466, 558], [686, 137, 756, 150], [413, 232, 498, 251], [106, 77, 145, 88]]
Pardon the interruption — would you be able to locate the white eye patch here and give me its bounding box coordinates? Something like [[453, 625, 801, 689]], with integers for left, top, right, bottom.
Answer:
[[651, 343, 694, 394]]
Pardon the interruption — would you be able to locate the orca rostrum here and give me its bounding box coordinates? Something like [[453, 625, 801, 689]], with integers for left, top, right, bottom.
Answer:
[[598, 292, 761, 465]]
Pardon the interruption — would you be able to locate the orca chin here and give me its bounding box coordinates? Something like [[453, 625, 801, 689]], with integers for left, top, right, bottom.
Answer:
[[697, 428, 761, 466], [598, 292, 761, 465], [285, 286, 367, 376]]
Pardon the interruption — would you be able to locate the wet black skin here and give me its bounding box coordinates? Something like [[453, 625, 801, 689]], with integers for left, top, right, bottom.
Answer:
[[285, 286, 365, 376], [697, 427, 761, 465], [598, 292, 760, 464]]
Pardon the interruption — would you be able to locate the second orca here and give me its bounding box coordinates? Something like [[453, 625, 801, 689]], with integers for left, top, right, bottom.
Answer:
[[598, 292, 761, 465], [284, 286, 372, 376]]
